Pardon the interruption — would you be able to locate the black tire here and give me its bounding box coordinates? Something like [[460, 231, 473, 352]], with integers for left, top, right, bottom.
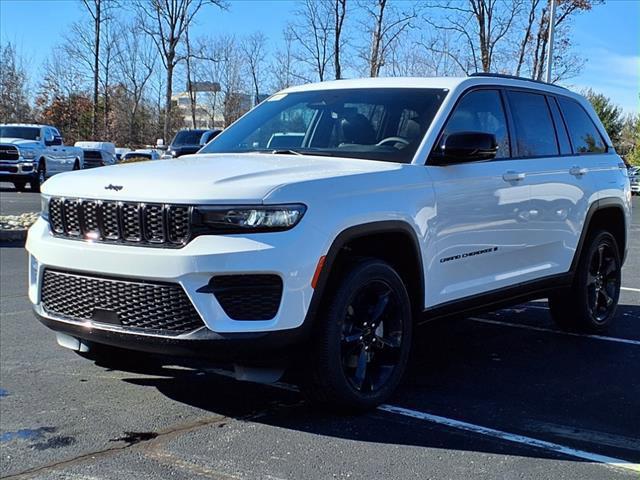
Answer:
[[549, 230, 621, 333], [30, 161, 46, 192], [73, 159, 80, 170], [302, 258, 413, 411], [12, 181, 26, 192]]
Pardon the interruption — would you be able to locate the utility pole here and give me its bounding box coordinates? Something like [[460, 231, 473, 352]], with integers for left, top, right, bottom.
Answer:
[[545, 0, 556, 83]]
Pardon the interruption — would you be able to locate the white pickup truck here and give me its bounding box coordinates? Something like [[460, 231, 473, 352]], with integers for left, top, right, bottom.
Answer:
[[0, 124, 84, 192]]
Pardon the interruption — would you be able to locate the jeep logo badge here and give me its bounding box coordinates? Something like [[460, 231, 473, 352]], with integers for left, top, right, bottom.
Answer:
[[105, 184, 123, 191]]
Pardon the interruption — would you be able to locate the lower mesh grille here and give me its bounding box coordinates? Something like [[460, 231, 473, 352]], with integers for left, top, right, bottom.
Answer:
[[210, 275, 283, 320], [41, 269, 205, 334]]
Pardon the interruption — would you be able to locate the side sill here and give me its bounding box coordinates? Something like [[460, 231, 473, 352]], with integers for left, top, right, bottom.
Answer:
[[419, 273, 573, 324]]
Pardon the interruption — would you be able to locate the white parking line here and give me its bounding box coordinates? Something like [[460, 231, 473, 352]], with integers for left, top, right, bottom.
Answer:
[[207, 373, 640, 473], [378, 404, 640, 474], [468, 317, 640, 346], [622, 287, 640, 293]]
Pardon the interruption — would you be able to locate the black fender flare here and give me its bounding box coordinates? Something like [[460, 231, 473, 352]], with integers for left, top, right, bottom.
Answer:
[[571, 197, 628, 271], [302, 220, 425, 329]]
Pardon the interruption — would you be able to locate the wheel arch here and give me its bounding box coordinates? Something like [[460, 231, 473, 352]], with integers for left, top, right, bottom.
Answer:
[[572, 197, 628, 271], [304, 221, 425, 328]]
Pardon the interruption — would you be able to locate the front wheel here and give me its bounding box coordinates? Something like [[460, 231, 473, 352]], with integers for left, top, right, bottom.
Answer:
[[12, 181, 26, 192], [30, 162, 46, 192], [302, 258, 413, 411], [549, 230, 621, 333]]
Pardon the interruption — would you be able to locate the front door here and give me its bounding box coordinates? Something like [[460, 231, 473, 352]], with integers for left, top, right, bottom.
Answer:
[[426, 88, 533, 307]]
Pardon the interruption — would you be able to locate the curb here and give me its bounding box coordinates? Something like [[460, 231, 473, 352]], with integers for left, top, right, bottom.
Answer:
[[0, 229, 27, 244]]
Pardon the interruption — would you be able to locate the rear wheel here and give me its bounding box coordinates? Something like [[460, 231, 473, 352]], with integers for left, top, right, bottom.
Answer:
[[30, 162, 46, 192], [549, 230, 621, 333], [302, 258, 413, 411]]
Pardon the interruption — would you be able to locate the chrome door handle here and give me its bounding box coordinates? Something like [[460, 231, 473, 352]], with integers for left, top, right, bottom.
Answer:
[[502, 171, 526, 182], [570, 166, 588, 176]]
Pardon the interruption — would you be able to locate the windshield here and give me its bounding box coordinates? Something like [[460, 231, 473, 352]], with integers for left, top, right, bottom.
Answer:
[[0, 126, 41, 140], [172, 130, 207, 146], [200, 88, 447, 163]]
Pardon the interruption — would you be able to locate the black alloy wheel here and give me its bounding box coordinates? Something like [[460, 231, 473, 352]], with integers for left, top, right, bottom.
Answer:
[[303, 258, 412, 411], [341, 279, 404, 393], [586, 241, 620, 323], [549, 230, 621, 333]]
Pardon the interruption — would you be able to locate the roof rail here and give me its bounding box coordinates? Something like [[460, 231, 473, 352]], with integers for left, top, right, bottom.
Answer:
[[468, 72, 568, 90]]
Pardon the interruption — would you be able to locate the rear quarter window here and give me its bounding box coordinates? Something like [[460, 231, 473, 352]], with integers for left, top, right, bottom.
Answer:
[[557, 97, 607, 154]]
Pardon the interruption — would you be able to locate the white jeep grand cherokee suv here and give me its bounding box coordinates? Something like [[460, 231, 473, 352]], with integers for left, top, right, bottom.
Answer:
[[27, 75, 631, 410]]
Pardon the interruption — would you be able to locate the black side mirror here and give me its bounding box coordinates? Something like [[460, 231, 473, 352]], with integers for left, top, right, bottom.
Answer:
[[430, 131, 498, 165]]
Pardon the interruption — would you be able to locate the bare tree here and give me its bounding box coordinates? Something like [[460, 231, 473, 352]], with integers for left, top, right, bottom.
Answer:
[[135, 0, 226, 141], [528, 0, 599, 81], [271, 28, 298, 91], [241, 32, 268, 103], [79, 0, 119, 137], [99, 22, 119, 137], [198, 34, 248, 126], [0, 43, 31, 123], [514, 0, 541, 76], [114, 21, 156, 143], [289, 0, 334, 82], [333, 0, 347, 79], [185, 28, 198, 128], [359, 0, 417, 77], [425, 0, 522, 74]]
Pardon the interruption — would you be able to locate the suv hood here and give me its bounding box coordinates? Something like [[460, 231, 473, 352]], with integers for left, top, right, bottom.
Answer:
[[42, 153, 400, 203], [0, 138, 40, 148]]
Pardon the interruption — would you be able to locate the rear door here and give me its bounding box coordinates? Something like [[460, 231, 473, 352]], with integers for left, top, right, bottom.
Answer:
[[426, 88, 534, 306], [509, 90, 601, 277]]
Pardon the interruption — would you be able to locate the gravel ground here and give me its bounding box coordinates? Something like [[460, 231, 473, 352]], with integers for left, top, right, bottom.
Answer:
[[0, 212, 39, 230]]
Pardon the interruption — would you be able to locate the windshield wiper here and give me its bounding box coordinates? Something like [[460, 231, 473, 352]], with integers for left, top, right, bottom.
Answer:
[[270, 149, 302, 156]]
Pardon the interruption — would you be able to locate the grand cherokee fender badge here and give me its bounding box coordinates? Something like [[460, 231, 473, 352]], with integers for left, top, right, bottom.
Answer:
[[440, 246, 498, 264], [105, 184, 123, 191]]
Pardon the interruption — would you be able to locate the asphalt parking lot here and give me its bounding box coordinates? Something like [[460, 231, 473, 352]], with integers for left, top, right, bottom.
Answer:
[[1, 183, 638, 479], [0, 186, 41, 217]]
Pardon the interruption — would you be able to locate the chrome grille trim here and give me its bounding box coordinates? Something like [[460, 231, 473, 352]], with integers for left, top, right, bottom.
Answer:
[[47, 197, 193, 248]]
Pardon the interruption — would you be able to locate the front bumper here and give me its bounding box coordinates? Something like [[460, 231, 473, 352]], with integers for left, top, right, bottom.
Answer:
[[27, 217, 323, 336], [33, 309, 307, 362], [0, 160, 35, 181]]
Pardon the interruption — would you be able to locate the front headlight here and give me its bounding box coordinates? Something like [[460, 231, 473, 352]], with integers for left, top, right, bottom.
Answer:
[[193, 204, 306, 233], [21, 149, 36, 160], [40, 195, 50, 221]]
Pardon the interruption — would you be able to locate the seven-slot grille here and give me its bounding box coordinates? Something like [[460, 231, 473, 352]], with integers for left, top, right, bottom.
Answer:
[[41, 269, 205, 334], [48, 197, 192, 247]]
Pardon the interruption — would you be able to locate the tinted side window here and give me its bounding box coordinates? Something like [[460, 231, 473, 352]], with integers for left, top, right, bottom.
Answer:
[[548, 97, 572, 155], [508, 91, 558, 157], [444, 89, 510, 158], [557, 97, 607, 154]]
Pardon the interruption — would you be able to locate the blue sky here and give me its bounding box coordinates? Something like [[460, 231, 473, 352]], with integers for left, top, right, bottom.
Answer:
[[1, 0, 638, 113]]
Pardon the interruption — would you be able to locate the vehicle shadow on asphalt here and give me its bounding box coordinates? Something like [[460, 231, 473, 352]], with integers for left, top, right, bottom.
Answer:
[[101, 303, 640, 463]]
